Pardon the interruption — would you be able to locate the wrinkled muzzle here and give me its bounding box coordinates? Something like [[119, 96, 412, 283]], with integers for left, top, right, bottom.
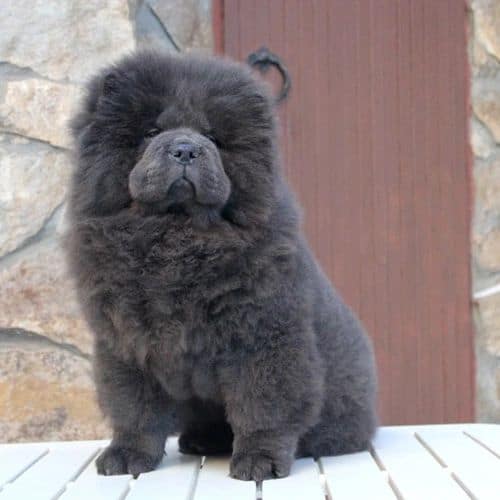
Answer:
[[129, 128, 231, 212]]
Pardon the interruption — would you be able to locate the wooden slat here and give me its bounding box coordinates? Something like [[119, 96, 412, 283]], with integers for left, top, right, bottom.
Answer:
[[58, 447, 131, 500], [193, 457, 255, 500], [261, 458, 324, 500], [0, 444, 48, 489], [371, 427, 469, 500], [127, 439, 201, 500], [464, 423, 500, 457], [0, 427, 498, 498], [320, 451, 396, 499], [417, 426, 500, 499], [0, 443, 99, 500]]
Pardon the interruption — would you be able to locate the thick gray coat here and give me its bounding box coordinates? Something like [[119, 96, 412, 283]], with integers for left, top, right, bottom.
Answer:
[[66, 51, 377, 481]]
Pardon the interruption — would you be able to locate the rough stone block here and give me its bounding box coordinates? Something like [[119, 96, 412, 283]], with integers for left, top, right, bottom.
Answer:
[[0, 135, 70, 257], [0, 339, 108, 442], [476, 293, 500, 357], [148, 0, 213, 52], [0, 239, 93, 355], [474, 0, 500, 62], [0, 78, 82, 149], [0, 0, 135, 82]]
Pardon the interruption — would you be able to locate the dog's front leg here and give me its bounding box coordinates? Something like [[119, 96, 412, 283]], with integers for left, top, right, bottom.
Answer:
[[219, 334, 323, 481], [93, 340, 176, 477]]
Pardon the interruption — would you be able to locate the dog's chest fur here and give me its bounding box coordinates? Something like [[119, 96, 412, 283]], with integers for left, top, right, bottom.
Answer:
[[76, 216, 282, 400]]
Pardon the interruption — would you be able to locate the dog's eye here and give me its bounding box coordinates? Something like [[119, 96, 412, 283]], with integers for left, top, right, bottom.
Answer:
[[144, 127, 161, 138]]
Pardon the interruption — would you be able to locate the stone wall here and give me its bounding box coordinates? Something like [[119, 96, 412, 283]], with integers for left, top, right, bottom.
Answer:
[[470, 0, 500, 421], [0, 0, 212, 442]]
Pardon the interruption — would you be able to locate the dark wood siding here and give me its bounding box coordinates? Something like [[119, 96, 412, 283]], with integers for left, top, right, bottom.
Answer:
[[216, 0, 474, 424]]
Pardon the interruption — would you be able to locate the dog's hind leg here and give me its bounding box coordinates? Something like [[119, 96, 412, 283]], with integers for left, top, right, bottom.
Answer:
[[178, 399, 233, 456], [296, 399, 377, 458]]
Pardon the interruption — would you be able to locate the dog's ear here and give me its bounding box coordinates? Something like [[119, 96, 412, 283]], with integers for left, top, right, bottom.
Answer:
[[69, 70, 121, 143]]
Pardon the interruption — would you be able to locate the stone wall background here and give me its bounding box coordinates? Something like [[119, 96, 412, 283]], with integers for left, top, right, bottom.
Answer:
[[471, 0, 500, 422], [0, 0, 212, 442]]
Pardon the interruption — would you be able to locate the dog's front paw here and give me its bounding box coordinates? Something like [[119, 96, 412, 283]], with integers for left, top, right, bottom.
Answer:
[[96, 446, 160, 477], [230, 450, 292, 481]]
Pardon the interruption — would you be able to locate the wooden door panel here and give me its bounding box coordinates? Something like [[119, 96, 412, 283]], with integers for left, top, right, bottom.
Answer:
[[217, 0, 473, 424]]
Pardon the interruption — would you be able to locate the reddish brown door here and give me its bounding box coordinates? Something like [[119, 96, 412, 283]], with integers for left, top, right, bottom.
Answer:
[[214, 0, 474, 424]]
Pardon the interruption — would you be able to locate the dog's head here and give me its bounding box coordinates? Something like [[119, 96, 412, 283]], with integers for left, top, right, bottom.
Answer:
[[70, 51, 278, 226]]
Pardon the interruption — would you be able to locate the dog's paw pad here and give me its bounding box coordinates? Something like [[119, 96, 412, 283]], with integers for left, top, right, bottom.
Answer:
[[229, 451, 291, 481], [96, 446, 157, 477]]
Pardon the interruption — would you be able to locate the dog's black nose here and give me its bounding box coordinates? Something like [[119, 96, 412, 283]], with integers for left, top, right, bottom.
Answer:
[[170, 142, 201, 165]]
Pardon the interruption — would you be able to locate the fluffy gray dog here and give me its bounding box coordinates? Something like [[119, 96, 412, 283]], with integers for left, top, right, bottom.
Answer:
[[66, 51, 377, 481]]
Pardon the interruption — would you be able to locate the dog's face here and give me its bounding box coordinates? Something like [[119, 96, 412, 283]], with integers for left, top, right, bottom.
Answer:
[[70, 52, 278, 226], [128, 127, 230, 214]]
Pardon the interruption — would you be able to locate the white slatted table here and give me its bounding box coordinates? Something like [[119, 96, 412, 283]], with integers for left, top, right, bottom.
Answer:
[[0, 424, 499, 499]]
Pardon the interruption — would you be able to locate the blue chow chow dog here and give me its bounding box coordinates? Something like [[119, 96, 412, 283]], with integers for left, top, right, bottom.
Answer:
[[66, 50, 377, 481]]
